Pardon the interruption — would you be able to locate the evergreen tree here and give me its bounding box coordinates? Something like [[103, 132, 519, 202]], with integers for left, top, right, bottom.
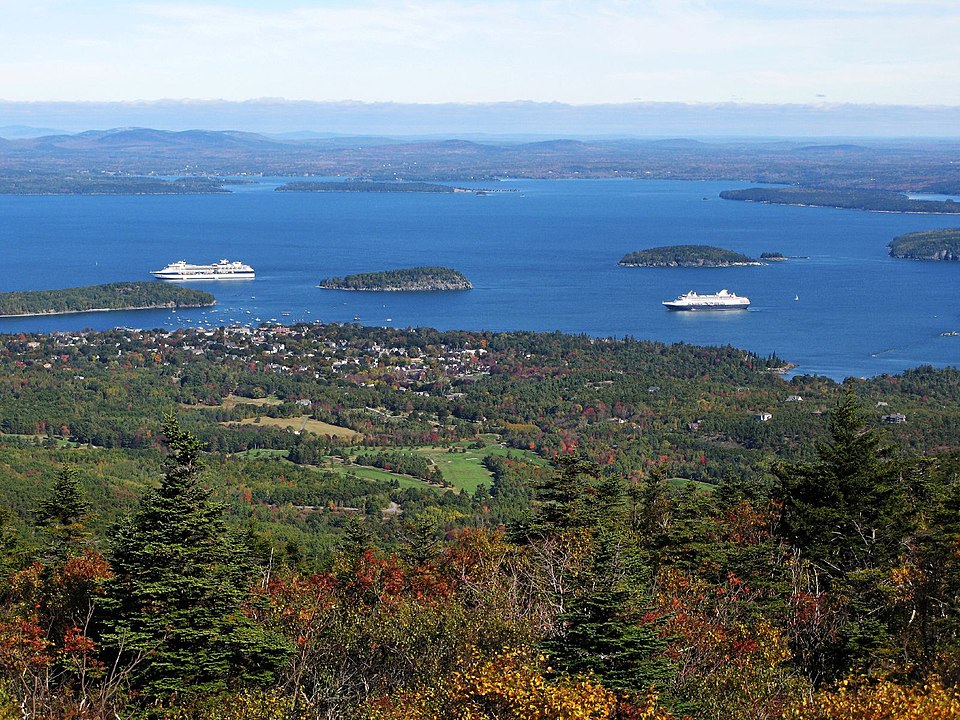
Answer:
[[776, 393, 911, 680], [101, 416, 290, 702], [778, 391, 905, 574], [35, 466, 91, 562], [524, 455, 599, 537], [0, 505, 21, 584], [532, 458, 674, 697], [542, 472, 673, 695]]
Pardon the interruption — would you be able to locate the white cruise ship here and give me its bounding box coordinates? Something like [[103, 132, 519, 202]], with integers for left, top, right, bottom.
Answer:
[[662, 289, 750, 311], [151, 259, 255, 281]]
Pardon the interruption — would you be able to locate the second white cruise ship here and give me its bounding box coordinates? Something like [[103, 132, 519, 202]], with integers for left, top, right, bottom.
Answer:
[[151, 259, 255, 281], [662, 289, 750, 311]]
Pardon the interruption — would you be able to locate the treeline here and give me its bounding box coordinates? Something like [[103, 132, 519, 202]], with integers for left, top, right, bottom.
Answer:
[[720, 186, 960, 213], [318, 266, 472, 291], [889, 227, 960, 260], [0, 282, 215, 316]]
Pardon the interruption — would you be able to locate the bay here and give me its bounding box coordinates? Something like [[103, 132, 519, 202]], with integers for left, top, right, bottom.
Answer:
[[0, 178, 957, 380]]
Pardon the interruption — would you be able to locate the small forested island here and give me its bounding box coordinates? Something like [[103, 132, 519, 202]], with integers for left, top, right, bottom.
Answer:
[[619, 245, 760, 267], [889, 228, 960, 261], [277, 181, 469, 193], [720, 187, 960, 214], [0, 282, 215, 316], [760, 251, 787, 261], [0, 174, 228, 195], [318, 266, 473, 291]]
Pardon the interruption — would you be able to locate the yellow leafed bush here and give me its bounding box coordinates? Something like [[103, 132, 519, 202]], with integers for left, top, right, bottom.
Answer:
[[783, 676, 960, 720], [364, 647, 618, 720]]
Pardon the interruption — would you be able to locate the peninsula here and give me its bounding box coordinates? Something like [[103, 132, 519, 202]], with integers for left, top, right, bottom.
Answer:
[[318, 267, 472, 291], [619, 245, 760, 267], [719, 187, 960, 214], [888, 228, 960, 261], [0, 282, 215, 317]]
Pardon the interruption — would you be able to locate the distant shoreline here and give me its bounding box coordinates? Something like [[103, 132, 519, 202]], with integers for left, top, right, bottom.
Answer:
[[0, 301, 215, 318], [720, 188, 960, 215]]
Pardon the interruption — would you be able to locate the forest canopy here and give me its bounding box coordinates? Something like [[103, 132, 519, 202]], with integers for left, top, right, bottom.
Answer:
[[0, 282, 215, 316], [619, 245, 758, 267], [318, 266, 472, 291], [888, 228, 960, 261]]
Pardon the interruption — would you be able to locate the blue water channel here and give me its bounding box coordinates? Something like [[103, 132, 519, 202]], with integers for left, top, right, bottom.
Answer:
[[1, 179, 957, 380]]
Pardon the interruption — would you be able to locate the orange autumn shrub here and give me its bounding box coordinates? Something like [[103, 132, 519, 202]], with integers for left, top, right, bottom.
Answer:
[[783, 676, 960, 720], [364, 647, 621, 720]]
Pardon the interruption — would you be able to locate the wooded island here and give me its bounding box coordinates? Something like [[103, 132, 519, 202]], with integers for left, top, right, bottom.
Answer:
[[619, 245, 760, 267], [319, 266, 473, 291], [0, 282, 215, 316], [889, 228, 960, 261], [720, 187, 960, 213]]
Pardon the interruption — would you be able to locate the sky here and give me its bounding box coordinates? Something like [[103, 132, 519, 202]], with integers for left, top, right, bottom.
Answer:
[[1, 0, 959, 106]]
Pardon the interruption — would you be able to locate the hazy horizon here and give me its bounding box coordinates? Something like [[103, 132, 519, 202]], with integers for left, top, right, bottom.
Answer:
[[2, 2, 959, 107], [4, 98, 960, 139]]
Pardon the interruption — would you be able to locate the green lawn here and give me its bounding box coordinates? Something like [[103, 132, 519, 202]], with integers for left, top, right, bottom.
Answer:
[[340, 464, 435, 490], [667, 477, 716, 492], [338, 441, 546, 495]]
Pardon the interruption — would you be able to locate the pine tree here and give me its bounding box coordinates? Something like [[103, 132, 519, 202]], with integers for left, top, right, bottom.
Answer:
[[36, 466, 91, 562], [532, 458, 674, 697], [101, 416, 290, 702], [776, 392, 910, 680], [778, 391, 906, 574]]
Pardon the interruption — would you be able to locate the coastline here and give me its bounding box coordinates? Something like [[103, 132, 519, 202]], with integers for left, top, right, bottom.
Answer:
[[618, 261, 763, 267], [317, 285, 472, 292], [0, 301, 216, 318], [728, 199, 960, 215]]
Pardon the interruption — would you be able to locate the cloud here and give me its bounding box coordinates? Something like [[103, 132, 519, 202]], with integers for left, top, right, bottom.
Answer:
[[0, 0, 957, 104]]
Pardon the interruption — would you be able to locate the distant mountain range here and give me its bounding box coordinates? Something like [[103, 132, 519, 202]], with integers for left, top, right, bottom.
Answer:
[[1, 126, 959, 193], [2, 99, 960, 138], [0, 125, 68, 139]]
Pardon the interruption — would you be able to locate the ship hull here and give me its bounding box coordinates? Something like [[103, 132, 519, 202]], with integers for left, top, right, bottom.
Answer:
[[150, 259, 255, 281], [151, 271, 255, 281], [663, 303, 749, 311], [662, 289, 750, 311]]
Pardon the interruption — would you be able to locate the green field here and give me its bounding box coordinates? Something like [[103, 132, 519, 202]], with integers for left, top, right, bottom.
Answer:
[[230, 440, 548, 496], [337, 441, 546, 494], [667, 477, 716, 492], [339, 463, 433, 490]]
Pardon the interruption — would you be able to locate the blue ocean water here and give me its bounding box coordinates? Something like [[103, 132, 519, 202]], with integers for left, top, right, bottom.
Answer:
[[1, 178, 957, 380]]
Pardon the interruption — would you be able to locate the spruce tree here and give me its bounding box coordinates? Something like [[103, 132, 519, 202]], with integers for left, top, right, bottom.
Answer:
[[776, 392, 910, 680], [36, 466, 91, 562], [778, 391, 905, 574], [101, 416, 289, 702], [532, 458, 674, 697]]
